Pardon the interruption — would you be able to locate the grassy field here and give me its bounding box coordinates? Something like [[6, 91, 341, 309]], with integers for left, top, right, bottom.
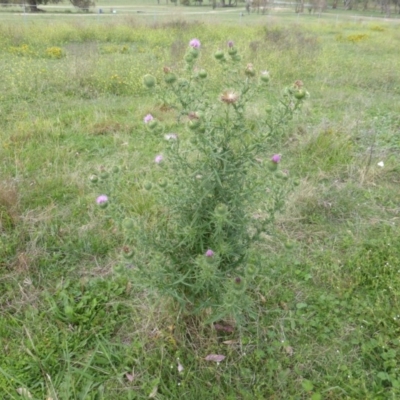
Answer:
[[1, 13, 400, 400]]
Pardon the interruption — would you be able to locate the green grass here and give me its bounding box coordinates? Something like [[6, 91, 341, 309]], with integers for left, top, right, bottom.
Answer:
[[1, 14, 400, 400]]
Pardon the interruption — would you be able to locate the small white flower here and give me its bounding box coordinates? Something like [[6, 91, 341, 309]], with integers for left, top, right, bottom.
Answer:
[[377, 161, 384, 167]]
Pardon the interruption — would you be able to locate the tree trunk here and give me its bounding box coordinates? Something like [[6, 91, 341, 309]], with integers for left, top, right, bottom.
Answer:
[[295, 0, 304, 13], [344, 0, 352, 10], [26, 0, 43, 11]]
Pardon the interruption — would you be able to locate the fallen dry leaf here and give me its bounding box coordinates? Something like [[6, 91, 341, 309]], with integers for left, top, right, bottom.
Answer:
[[205, 354, 226, 362], [214, 323, 234, 333], [177, 361, 184, 373], [222, 340, 239, 345], [149, 385, 158, 398], [126, 372, 135, 382], [16, 388, 32, 398], [285, 346, 294, 356]]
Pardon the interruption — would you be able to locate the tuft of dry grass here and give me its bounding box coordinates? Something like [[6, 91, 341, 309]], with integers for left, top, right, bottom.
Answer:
[[0, 180, 19, 232]]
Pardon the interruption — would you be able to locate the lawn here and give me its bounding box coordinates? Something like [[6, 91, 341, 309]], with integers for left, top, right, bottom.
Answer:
[[0, 13, 400, 400]]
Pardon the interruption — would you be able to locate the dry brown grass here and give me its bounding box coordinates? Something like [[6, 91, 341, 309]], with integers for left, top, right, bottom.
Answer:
[[0, 180, 19, 232]]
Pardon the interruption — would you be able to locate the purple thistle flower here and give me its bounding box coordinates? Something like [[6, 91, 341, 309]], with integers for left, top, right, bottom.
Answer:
[[144, 114, 154, 124], [96, 195, 108, 205], [189, 38, 201, 49], [271, 154, 281, 163], [205, 249, 214, 257], [227, 40, 234, 48], [154, 154, 163, 164]]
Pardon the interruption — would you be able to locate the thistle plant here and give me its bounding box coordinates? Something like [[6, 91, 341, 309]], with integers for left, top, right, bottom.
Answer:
[[102, 39, 308, 324]]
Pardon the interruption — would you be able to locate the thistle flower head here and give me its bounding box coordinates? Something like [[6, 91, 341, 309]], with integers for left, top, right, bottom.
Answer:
[[154, 154, 163, 164], [188, 111, 200, 120], [227, 40, 234, 48], [96, 195, 108, 205], [220, 90, 239, 104], [143, 74, 156, 88], [205, 249, 214, 257], [271, 154, 281, 163], [96, 195, 108, 208], [294, 80, 304, 89], [144, 114, 154, 124], [189, 38, 201, 49]]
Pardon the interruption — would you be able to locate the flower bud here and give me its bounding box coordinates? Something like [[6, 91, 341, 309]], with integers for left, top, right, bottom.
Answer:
[[245, 263, 259, 279], [100, 171, 109, 180], [194, 110, 204, 119], [158, 178, 168, 188], [147, 119, 159, 131], [245, 63, 256, 77], [232, 54, 241, 62], [114, 264, 125, 274], [190, 48, 200, 59], [228, 47, 237, 56], [232, 276, 246, 293], [143, 181, 152, 191], [284, 241, 295, 249], [275, 170, 288, 180], [198, 69, 207, 79], [224, 292, 236, 308], [214, 50, 225, 60], [215, 203, 229, 217], [184, 53, 194, 63], [178, 78, 189, 88], [122, 218, 134, 230], [260, 70, 270, 83], [188, 119, 201, 130], [122, 246, 134, 259], [143, 74, 156, 88], [164, 73, 177, 84], [64, 305, 74, 317], [268, 162, 278, 172], [89, 175, 98, 183], [294, 89, 306, 100]]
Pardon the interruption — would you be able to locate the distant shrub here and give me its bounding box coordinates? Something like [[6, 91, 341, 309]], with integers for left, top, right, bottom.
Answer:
[[45, 46, 65, 59]]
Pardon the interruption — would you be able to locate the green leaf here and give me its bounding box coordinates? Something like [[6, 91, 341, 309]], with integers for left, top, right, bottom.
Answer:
[[302, 379, 314, 391], [377, 371, 389, 381]]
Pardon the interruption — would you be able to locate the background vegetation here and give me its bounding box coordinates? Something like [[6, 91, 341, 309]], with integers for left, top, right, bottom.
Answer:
[[0, 13, 400, 399]]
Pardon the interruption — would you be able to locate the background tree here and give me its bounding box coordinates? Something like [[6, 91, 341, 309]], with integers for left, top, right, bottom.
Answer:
[[4, 0, 94, 12]]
